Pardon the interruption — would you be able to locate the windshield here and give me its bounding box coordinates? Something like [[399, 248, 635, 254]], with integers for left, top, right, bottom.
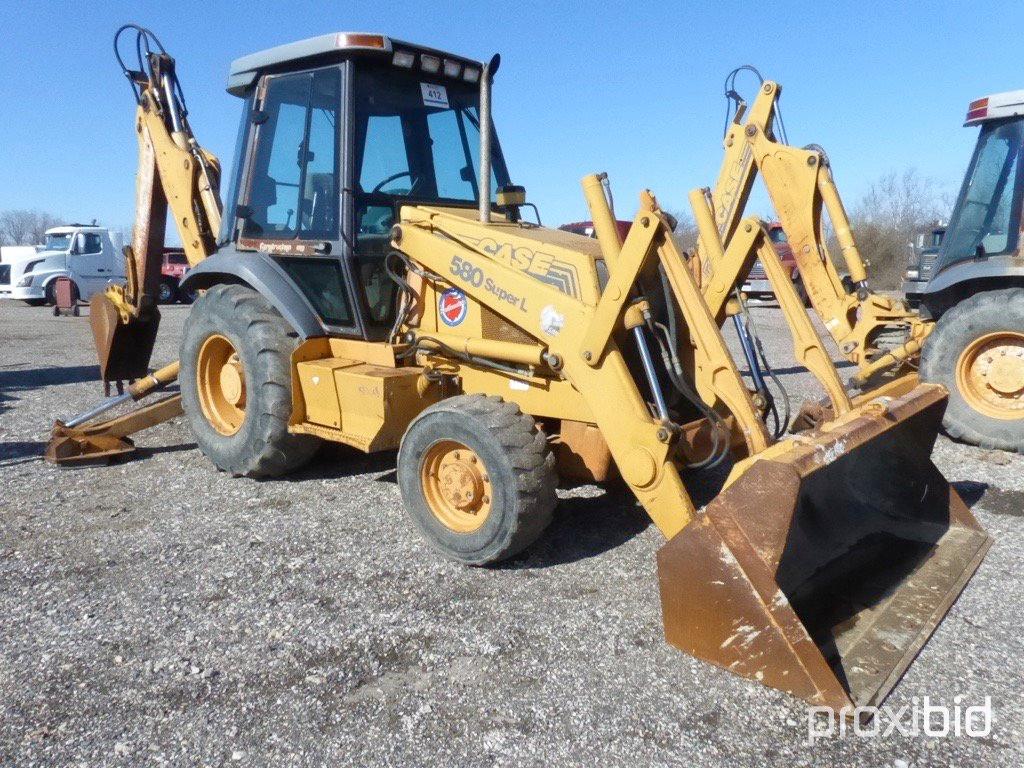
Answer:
[[353, 65, 509, 203], [768, 228, 788, 244], [938, 119, 1024, 271], [42, 233, 72, 252]]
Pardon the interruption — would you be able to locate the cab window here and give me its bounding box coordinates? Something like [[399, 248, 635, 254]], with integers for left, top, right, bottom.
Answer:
[[78, 233, 102, 254]]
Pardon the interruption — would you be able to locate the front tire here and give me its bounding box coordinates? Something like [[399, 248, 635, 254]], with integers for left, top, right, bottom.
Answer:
[[397, 395, 557, 565], [180, 283, 319, 477], [921, 288, 1024, 452]]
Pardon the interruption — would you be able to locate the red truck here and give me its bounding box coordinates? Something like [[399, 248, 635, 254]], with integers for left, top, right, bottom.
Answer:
[[740, 223, 805, 303], [558, 220, 633, 241], [158, 249, 195, 304]]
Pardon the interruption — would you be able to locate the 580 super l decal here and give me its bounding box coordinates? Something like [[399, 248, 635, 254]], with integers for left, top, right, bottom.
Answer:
[[449, 255, 528, 312]]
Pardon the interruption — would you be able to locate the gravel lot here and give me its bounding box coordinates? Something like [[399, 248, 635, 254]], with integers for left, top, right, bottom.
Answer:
[[1, 299, 1022, 767]]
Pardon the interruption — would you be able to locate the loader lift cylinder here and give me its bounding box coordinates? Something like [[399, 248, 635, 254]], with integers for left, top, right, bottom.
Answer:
[[732, 313, 769, 402], [632, 324, 671, 421]]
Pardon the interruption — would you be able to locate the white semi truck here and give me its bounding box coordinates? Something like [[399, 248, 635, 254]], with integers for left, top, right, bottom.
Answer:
[[0, 225, 124, 305]]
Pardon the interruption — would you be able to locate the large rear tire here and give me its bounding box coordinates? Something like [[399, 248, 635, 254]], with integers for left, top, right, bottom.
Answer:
[[920, 287, 1024, 452], [397, 394, 557, 565], [180, 283, 320, 477]]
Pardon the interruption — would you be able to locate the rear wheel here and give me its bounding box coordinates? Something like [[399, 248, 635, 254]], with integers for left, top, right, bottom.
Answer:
[[397, 394, 557, 565], [921, 288, 1024, 452], [157, 278, 178, 304], [180, 283, 320, 477]]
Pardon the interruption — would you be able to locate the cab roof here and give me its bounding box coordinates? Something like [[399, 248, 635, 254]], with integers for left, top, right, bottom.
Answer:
[[46, 225, 104, 234], [965, 89, 1024, 126], [227, 32, 484, 96]]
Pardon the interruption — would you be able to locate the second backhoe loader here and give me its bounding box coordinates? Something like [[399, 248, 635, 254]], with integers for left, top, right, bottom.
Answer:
[[694, 69, 1024, 451], [47, 27, 991, 712]]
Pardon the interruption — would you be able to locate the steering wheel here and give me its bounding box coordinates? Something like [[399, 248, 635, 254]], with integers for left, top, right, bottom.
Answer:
[[371, 171, 419, 195]]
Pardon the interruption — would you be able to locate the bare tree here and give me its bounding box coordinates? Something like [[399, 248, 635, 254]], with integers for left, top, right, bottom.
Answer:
[[845, 169, 948, 289], [0, 209, 64, 246], [669, 209, 699, 253]]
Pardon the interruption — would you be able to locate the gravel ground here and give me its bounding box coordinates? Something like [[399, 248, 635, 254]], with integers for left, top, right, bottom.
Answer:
[[1, 300, 1022, 767]]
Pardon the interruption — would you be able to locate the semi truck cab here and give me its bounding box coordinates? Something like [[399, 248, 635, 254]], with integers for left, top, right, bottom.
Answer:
[[0, 225, 124, 306]]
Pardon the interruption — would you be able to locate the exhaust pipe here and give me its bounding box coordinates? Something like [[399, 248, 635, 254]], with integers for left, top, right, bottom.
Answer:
[[478, 54, 500, 223]]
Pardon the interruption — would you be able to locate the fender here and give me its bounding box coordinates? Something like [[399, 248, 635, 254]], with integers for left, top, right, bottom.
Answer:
[[924, 256, 1024, 296], [180, 247, 325, 339]]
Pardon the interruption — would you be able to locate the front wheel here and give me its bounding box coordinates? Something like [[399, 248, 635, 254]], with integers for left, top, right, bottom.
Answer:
[[920, 288, 1024, 452], [397, 395, 557, 565]]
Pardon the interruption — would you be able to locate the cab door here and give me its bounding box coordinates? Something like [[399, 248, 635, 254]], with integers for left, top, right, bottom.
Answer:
[[236, 65, 359, 334]]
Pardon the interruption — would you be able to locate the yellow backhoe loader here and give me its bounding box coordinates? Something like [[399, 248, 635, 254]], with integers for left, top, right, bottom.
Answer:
[[695, 67, 1024, 450], [47, 26, 991, 712]]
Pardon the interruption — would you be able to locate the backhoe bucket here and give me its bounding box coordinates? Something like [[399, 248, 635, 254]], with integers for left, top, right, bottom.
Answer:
[[90, 293, 160, 384], [658, 384, 992, 711]]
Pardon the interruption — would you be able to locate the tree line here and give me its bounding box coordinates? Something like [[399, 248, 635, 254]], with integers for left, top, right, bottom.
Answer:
[[0, 209, 63, 247]]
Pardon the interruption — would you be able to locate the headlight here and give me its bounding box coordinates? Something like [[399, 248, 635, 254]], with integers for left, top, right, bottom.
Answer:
[[17, 274, 33, 287], [905, 269, 920, 280]]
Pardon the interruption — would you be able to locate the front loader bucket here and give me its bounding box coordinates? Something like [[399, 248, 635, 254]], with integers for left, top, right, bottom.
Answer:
[[90, 292, 160, 384], [658, 384, 992, 711]]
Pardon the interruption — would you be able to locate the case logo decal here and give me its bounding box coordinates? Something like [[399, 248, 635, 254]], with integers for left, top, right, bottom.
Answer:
[[439, 287, 469, 327]]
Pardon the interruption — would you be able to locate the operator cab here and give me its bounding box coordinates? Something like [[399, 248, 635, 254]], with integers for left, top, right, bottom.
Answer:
[[221, 33, 512, 339], [932, 90, 1024, 285]]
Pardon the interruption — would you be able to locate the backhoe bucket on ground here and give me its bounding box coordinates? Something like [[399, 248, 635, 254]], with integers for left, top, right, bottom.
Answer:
[[658, 384, 992, 711], [90, 292, 160, 385]]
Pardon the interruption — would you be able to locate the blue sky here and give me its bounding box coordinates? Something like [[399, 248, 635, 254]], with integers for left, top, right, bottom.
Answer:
[[1, 0, 1021, 235]]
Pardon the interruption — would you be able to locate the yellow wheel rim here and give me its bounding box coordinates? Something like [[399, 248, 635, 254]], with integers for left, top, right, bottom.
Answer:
[[955, 331, 1024, 421], [421, 440, 492, 533], [196, 333, 247, 435]]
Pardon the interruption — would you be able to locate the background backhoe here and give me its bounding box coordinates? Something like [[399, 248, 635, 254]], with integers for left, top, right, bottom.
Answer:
[[46, 26, 991, 712], [699, 69, 1024, 452]]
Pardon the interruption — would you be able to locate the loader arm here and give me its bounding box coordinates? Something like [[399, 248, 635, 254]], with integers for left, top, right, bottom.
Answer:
[[398, 189, 989, 711], [91, 27, 222, 387], [697, 80, 932, 381]]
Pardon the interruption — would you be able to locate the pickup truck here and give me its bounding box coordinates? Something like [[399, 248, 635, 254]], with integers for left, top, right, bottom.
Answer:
[[158, 248, 195, 304], [740, 222, 805, 303], [0, 225, 124, 306], [901, 225, 946, 309]]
